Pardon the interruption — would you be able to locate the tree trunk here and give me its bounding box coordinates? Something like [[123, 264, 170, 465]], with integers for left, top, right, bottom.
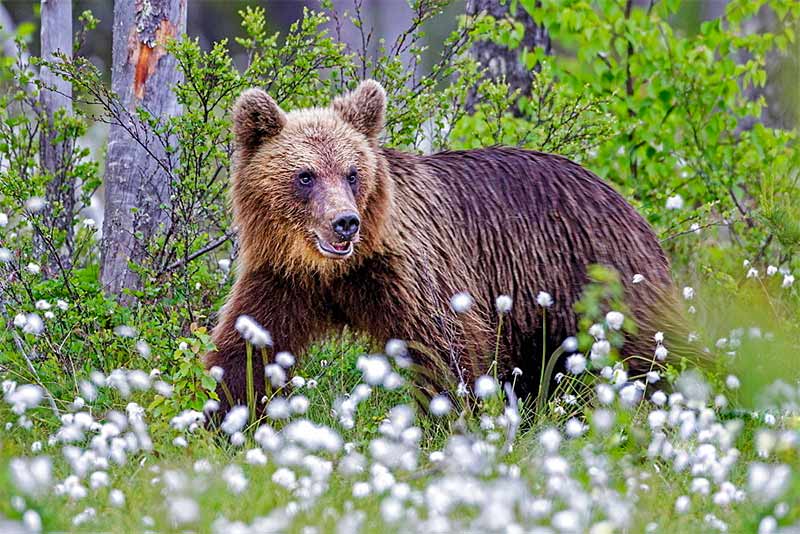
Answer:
[[466, 0, 551, 115], [100, 0, 186, 302], [37, 0, 74, 271]]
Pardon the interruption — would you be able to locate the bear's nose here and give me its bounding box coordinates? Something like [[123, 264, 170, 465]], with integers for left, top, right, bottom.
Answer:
[[332, 211, 360, 240]]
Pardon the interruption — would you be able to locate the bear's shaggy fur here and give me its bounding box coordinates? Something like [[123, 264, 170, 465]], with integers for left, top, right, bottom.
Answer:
[[207, 80, 694, 408]]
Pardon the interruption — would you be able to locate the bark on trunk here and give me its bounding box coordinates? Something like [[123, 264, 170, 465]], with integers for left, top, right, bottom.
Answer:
[[466, 0, 551, 115], [100, 0, 186, 302], [37, 0, 75, 270]]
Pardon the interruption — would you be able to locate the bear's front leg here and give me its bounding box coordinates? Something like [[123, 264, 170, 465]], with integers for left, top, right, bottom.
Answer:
[[205, 268, 319, 415]]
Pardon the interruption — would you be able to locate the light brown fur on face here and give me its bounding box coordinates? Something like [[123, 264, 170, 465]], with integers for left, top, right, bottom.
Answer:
[[231, 82, 391, 280]]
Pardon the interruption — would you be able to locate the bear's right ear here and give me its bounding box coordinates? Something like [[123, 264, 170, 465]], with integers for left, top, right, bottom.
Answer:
[[232, 88, 287, 151]]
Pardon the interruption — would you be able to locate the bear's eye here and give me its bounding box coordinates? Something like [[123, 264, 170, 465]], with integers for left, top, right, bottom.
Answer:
[[346, 168, 358, 185], [297, 170, 315, 187]]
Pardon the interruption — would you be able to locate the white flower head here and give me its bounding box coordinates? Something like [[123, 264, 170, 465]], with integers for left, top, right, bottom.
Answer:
[[429, 394, 451, 417], [234, 315, 271, 348], [495, 294, 513, 313], [536, 291, 553, 308], [450, 291, 473, 313], [783, 274, 795, 288], [666, 194, 684, 210], [474, 375, 498, 399], [605, 311, 624, 330], [682, 286, 694, 300], [22, 313, 44, 335], [725, 375, 740, 390], [632, 273, 645, 284], [565, 353, 586, 374], [209, 366, 224, 382], [747, 268, 759, 279], [766, 265, 778, 276], [25, 197, 46, 213], [561, 336, 578, 352]]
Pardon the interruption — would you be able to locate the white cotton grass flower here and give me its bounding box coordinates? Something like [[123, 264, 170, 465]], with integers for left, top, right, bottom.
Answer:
[[565, 418, 586, 438], [275, 351, 295, 368], [682, 286, 694, 300], [450, 291, 473, 313], [654, 345, 669, 361], [113, 325, 136, 338], [26, 262, 40, 274], [536, 291, 553, 307], [0, 248, 12, 262], [245, 448, 267, 466], [21, 313, 44, 336], [666, 194, 684, 210], [222, 465, 248, 494], [495, 294, 512, 313], [217, 258, 231, 273], [632, 273, 645, 284], [289, 395, 309, 415], [474, 375, 498, 399], [234, 315, 272, 347], [168, 496, 199, 526], [35, 300, 50, 310], [539, 428, 561, 453], [267, 397, 290, 420], [747, 268, 759, 279], [783, 274, 795, 288], [209, 366, 224, 382], [596, 383, 614, 405], [356, 355, 390, 386], [589, 323, 605, 339], [290, 376, 306, 388], [23, 510, 41, 533], [384, 339, 407, 358], [605, 311, 624, 330], [272, 467, 296, 490], [725, 375, 740, 390], [675, 495, 691, 514], [10, 456, 52, 495], [220, 406, 249, 434], [565, 353, 586, 374], [767, 265, 778, 276], [429, 394, 451, 416], [561, 336, 578, 353], [25, 196, 46, 212], [0, 212, 7, 226], [135, 340, 151, 358]]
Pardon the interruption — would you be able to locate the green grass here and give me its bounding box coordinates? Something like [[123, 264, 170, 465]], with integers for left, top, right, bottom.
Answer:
[[2, 329, 799, 533]]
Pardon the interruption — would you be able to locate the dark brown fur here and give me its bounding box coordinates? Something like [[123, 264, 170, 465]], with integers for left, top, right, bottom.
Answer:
[[207, 81, 695, 409]]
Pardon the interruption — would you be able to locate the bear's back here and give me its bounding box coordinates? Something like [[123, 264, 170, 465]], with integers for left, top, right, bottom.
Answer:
[[376, 146, 676, 381]]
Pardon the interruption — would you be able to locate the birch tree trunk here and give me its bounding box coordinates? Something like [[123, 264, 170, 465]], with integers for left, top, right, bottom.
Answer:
[[465, 0, 551, 115], [100, 0, 186, 302], [37, 0, 74, 270]]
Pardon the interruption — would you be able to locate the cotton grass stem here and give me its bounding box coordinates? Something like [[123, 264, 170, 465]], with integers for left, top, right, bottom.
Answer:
[[538, 309, 547, 406], [245, 342, 255, 422], [493, 314, 504, 382]]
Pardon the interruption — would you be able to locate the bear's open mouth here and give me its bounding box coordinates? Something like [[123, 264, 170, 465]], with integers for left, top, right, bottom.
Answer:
[[315, 236, 354, 259]]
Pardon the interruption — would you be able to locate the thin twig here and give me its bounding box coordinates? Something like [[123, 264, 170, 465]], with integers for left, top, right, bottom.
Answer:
[[162, 232, 234, 274]]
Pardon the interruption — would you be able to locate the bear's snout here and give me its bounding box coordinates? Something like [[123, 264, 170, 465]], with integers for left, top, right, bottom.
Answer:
[[331, 211, 360, 241]]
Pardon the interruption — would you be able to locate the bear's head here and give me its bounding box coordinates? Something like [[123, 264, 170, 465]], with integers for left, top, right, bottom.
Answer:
[[230, 80, 390, 277]]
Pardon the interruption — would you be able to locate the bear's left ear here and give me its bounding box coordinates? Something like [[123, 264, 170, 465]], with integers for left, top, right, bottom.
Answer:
[[332, 80, 386, 139]]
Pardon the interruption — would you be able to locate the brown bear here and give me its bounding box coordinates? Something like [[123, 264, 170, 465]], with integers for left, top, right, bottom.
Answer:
[[206, 79, 696, 409]]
